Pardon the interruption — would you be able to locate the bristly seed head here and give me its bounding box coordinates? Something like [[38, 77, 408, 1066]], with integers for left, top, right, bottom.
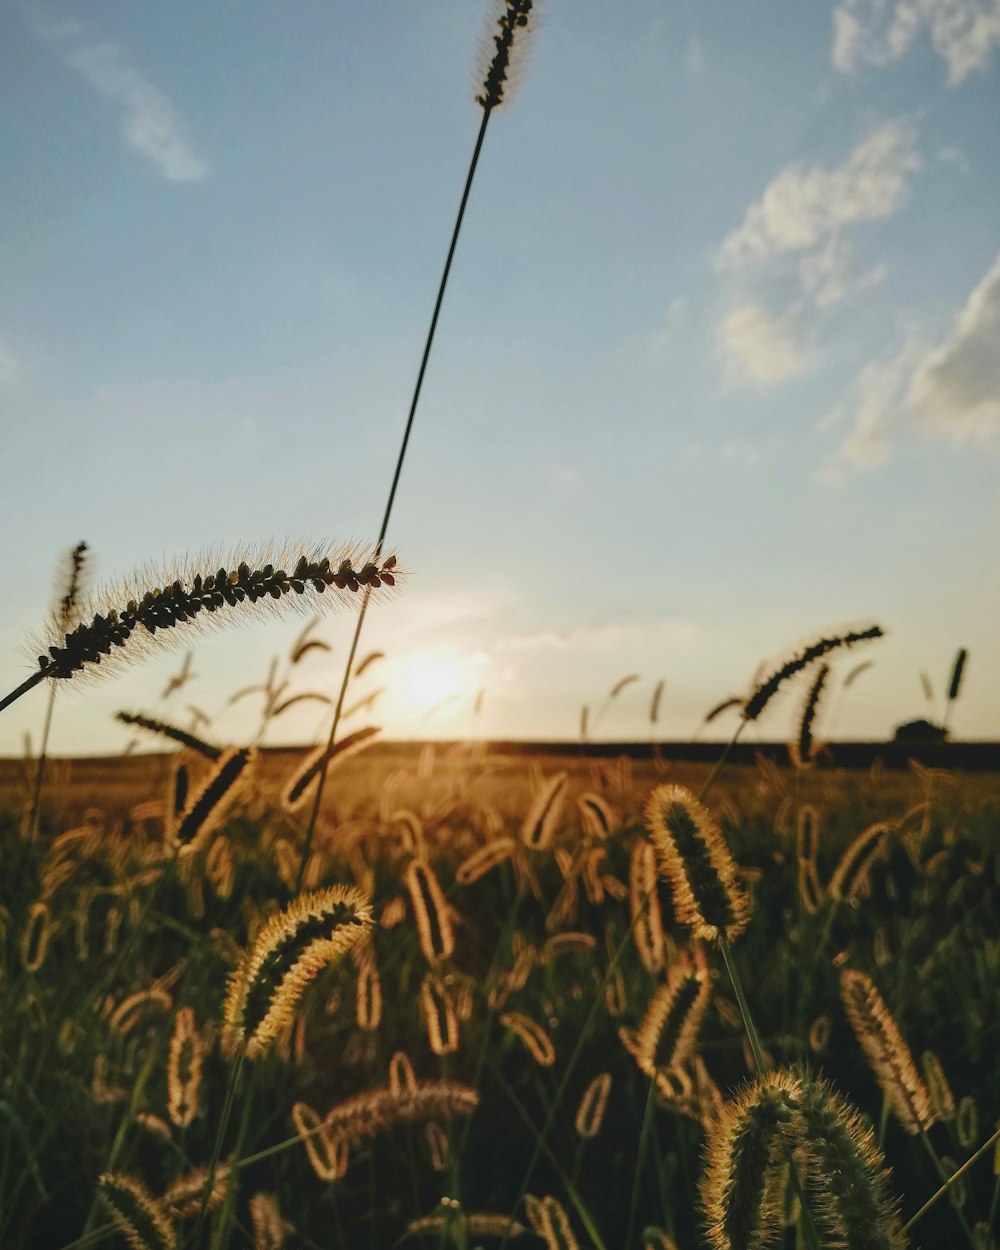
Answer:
[[476, 1, 537, 111], [645, 784, 750, 942], [31, 542, 399, 687], [222, 885, 373, 1060]]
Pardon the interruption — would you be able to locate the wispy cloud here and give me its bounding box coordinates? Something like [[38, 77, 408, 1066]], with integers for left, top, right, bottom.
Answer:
[[30, 12, 207, 182], [715, 120, 920, 272], [827, 251, 1000, 473], [832, 0, 1000, 83], [718, 301, 808, 385]]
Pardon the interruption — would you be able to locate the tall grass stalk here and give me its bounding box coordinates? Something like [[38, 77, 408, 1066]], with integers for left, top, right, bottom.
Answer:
[[296, 1, 538, 891]]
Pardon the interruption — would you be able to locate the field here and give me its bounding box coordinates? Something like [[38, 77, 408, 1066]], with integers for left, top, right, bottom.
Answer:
[[2, 740, 999, 1250]]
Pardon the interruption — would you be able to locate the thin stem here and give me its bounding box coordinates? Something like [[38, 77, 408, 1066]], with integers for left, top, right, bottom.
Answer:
[[0, 669, 46, 715], [905, 1123, 1000, 1233], [191, 1048, 246, 1249], [699, 720, 746, 804], [28, 682, 57, 841], [918, 1129, 978, 1249], [624, 1078, 657, 1249], [295, 106, 494, 894]]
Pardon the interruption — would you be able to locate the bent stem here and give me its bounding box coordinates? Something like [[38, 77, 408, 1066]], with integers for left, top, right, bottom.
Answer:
[[27, 682, 57, 841], [0, 669, 46, 716]]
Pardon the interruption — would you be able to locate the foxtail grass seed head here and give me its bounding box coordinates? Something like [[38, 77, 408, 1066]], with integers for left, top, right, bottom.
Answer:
[[500, 1010, 556, 1067], [645, 785, 750, 942], [840, 968, 934, 1135], [20, 901, 52, 972], [170, 747, 256, 857], [456, 836, 518, 884], [476, 0, 537, 110], [702, 1072, 803, 1250], [111, 987, 173, 1035], [421, 973, 461, 1055], [636, 957, 712, 1088], [796, 1076, 907, 1250], [291, 1101, 350, 1180], [535, 1196, 580, 1250], [407, 1207, 527, 1240], [54, 540, 90, 630], [642, 1229, 679, 1250], [425, 1121, 449, 1172], [404, 858, 455, 964], [389, 1050, 419, 1095], [163, 1166, 232, 1221], [521, 771, 568, 851], [249, 1193, 285, 1250], [98, 1173, 178, 1250], [29, 542, 398, 688], [356, 949, 383, 1031], [574, 1072, 612, 1139], [281, 725, 381, 812], [630, 837, 666, 972], [829, 821, 894, 902], [743, 625, 884, 722], [117, 710, 221, 760], [791, 663, 829, 768], [323, 1079, 478, 1145], [948, 647, 968, 701], [222, 885, 372, 1059], [957, 1095, 978, 1149], [577, 791, 616, 840], [167, 1007, 203, 1128]]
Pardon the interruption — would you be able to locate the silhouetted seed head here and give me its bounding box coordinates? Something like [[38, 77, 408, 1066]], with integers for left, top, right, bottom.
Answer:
[[404, 858, 455, 964], [645, 785, 750, 942], [791, 664, 829, 768], [54, 541, 90, 632], [31, 542, 398, 686], [521, 771, 568, 850], [840, 968, 934, 1135], [98, 1173, 178, 1250], [574, 1072, 612, 1139], [476, 1, 537, 110], [222, 885, 372, 1060], [743, 625, 884, 722], [948, 647, 968, 701], [117, 711, 221, 760], [170, 747, 256, 858]]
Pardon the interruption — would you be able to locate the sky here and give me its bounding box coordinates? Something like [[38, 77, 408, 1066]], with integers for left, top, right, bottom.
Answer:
[[1, 0, 999, 756]]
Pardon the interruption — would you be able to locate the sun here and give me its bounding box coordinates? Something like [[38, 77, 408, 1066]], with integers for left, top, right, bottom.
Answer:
[[399, 655, 463, 713]]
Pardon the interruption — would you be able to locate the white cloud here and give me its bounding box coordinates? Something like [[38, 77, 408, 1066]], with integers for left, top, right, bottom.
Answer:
[[833, 0, 1000, 83], [718, 301, 808, 386], [716, 120, 920, 270], [32, 15, 207, 181], [649, 297, 686, 358], [0, 341, 18, 383], [908, 251, 1000, 437], [829, 252, 1000, 471]]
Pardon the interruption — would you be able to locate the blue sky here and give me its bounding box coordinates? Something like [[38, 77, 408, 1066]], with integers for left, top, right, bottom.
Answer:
[[1, 1, 998, 755]]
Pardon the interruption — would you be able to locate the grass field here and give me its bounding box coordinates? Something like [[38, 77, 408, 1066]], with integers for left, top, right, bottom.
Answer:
[[2, 739, 999, 1250]]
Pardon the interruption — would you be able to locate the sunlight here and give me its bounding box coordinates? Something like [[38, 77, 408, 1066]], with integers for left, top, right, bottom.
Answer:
[[398, 655, 463, 713]]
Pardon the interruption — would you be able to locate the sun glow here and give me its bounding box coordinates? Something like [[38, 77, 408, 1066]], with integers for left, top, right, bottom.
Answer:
[[399, 656, 463, 713]]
